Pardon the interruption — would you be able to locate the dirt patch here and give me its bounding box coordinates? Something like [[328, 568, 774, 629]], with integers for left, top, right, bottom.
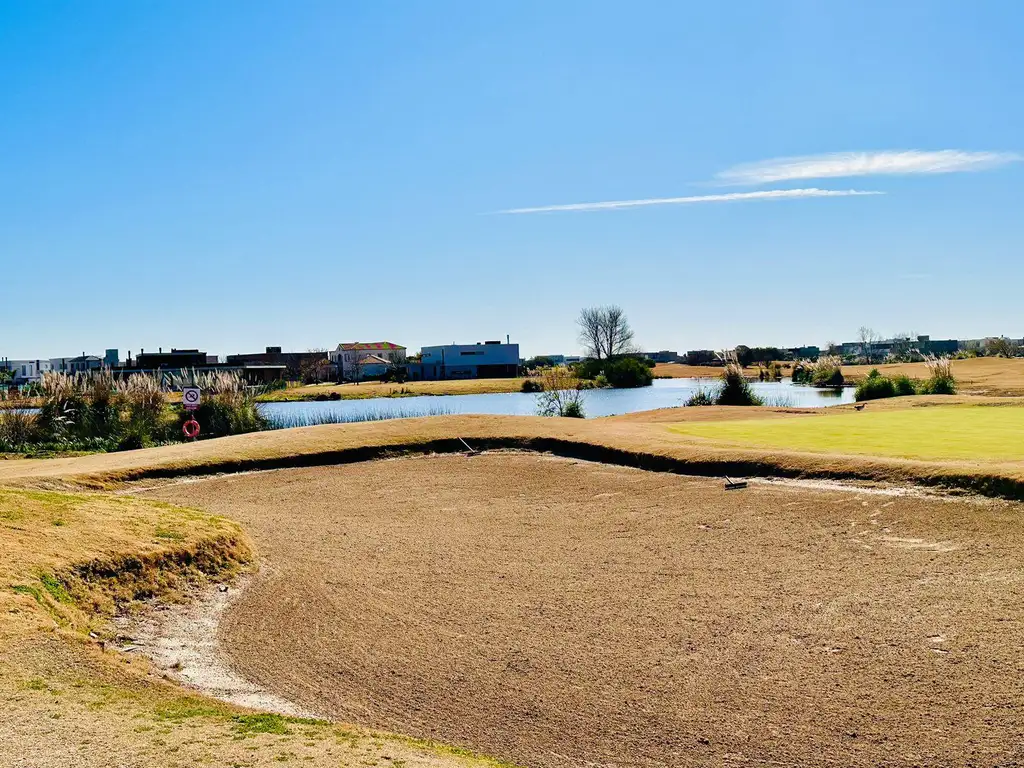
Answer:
[[114, 577, 316, 717], [137, 453, 1024, 768]]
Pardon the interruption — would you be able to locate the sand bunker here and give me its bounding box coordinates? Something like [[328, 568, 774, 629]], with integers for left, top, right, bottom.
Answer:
[[139, 452, 1024, 768]]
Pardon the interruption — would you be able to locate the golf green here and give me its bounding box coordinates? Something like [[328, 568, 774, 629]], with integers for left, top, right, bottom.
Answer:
[[669, 405, 1024, 462]]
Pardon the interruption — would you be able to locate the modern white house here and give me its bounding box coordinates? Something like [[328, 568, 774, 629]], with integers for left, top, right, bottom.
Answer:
[[329, 342, 406, 381], [409, 340, 520, 380], [0, 359, 51, 384]]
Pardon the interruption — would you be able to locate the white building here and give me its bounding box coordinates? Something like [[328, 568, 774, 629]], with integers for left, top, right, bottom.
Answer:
[[329, 342, 406, 381], [0, 359, 51, 384], [410, 340, 520, 380]]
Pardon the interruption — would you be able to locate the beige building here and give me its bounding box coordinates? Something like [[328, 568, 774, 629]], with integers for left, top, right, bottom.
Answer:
[[329, 342, 406, 381]]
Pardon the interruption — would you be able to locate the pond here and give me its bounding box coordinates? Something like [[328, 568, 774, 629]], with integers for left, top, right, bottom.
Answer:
[[259, 378, 855, 428]]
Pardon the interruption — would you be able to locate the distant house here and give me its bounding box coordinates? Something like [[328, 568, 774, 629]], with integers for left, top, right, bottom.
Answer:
[[355, 355, 392, 381], [226, 346, 331, 381], [917, 336, 959, 356], [685, 350, 718, 366], [329, 342, 406, 381], [50, 355, 102, 374], [787, 346, 821, 360], [643, 350, 681, 364], [0, 359, 51, 384], [135, 348, 210, 369], [408, 341, 519, 380]]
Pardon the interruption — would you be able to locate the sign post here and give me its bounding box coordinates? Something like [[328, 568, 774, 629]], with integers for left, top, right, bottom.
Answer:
[[182, 387, 201, 440]]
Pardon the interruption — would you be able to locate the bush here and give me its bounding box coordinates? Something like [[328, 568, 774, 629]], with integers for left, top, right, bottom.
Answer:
[[179, 371, 269, 438], [855, 370, 898, 401], [715, 363, 763, 405], [520, 379, 543, 393], [574, 358, 605, 380], [561, 400, 585, 418], [684, 388, 716, 406], [535, 366, 587, 417], [810, 355, 844, 387], [684, 366, 765, 407], [920, 357, 956, 395], [854, 369, 935, 402], [0, 406, 39, 451], [603, 357, 654, 388], [892, 374, 918, 396]]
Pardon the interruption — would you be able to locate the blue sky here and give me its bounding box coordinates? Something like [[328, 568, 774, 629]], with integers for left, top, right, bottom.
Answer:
[[2, 1, 1022, 359]]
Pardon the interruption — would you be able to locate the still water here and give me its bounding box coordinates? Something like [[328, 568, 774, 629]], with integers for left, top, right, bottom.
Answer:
[[259, 378, 855, 426]]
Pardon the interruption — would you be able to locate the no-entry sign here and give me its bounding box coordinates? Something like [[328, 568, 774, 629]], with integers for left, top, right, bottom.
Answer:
[[182, 386, 201, 411]]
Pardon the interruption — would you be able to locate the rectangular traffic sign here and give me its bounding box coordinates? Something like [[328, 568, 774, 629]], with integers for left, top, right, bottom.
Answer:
[[182, 386, 201, 411]]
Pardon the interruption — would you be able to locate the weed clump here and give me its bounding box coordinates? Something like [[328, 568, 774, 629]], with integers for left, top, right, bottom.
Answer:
[[685, 365, 763, 406]]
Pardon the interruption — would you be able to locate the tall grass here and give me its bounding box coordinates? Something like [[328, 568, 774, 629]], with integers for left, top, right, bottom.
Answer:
[[166, 369, 268, 437], [263, 404, 454, 429], [685, 364, 763, 406], [922, 356, 957, 395], [0, 404, 38, 452], [3, 368, 274, 453]]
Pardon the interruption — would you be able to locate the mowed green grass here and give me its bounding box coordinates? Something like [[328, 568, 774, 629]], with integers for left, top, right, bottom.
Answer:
[[668, 405, 1024, 462]]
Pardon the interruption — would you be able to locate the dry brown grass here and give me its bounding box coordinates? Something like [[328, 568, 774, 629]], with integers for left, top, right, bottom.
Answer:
[[843, 356, 1024, 396], [653, 362, 732, 378], [659, 357, 1024, 397], [260, 377, 535, 401], [139, 454, 1024, 767]]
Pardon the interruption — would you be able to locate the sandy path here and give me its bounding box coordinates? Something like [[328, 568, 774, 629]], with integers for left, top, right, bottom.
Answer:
[[140, 453, 1024, 768]]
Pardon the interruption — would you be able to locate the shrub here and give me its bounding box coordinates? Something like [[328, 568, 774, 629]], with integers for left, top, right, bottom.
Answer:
[[920, 357, 956, 395], [561, 400, 585, 418], [855, 371, 898, 402], [37, 371, 89, 441], [715, 363, 763, 406], [535, 366, 587, 418], [854, 369, 930, 401], [574, 358, 605, 380], [684, 388, 716, 406], [891, 374, 918, 396], [520, 379, 544, 393], [181, 371, 269, 438], [0, 406, 38, 451], [809, 355, 844, 387], [603, 357, 654, 388]]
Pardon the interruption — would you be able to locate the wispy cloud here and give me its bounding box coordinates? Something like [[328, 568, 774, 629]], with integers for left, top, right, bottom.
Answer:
[[496, 187, 882, 214], [716, 150, 1021, 186]]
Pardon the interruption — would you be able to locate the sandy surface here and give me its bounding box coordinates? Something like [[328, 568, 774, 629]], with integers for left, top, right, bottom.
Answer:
[[114, 578, 317, 717], [139, 452, 1024, 768]]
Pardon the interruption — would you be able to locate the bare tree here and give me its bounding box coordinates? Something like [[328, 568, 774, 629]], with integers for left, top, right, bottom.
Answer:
[[577, 305, 636, 360], [891, 331, 918, 361], [857, 327, 881, 363], [300, 348, 331, 384]]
